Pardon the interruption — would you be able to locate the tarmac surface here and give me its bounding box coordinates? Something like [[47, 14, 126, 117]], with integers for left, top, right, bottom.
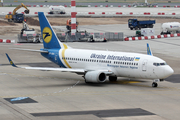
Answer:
[[0, 6, 180, 120]]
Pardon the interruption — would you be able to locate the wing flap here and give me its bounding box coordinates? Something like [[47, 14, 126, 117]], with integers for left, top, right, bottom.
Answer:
[[24, 67, 85, 73]]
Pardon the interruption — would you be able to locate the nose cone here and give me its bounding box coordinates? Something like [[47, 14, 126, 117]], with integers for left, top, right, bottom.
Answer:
[[164, 66, 174, 78]]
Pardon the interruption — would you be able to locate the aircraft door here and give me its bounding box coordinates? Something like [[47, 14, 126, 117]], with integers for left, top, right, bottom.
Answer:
[[142, 59, 148, 71]]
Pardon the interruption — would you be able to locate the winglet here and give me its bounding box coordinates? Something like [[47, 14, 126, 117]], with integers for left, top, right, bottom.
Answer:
[[5, 53, 17, 67], [147, 43, 153, 56]]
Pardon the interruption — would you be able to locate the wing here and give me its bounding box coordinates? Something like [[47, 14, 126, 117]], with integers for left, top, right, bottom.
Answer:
[[9, 48, 49, 53], [5, 53, 113, 75]]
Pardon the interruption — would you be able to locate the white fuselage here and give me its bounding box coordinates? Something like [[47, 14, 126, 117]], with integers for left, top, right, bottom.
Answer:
[[57, 48, 173, 80]]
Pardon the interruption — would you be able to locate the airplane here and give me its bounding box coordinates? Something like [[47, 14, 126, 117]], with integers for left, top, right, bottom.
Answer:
[[6, 12, 174, 87]]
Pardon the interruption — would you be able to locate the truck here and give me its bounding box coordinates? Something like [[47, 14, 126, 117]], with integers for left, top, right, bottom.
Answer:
[[5, 3, 29, 23], [128, 19, 155, 30], [49, 5, 65, 14], [160, 22, 180, 35]]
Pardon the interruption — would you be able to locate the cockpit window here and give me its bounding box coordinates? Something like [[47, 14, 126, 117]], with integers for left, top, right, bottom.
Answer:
[[153, 62, 167, 66], [160, 63, 167, 65]]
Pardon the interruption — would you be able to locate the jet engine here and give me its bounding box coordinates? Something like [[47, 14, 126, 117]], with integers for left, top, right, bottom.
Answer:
[[84, 71, 106, 83]]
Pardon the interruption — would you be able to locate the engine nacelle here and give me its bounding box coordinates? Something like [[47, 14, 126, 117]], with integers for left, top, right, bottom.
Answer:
[[85, 71, 106, 83]]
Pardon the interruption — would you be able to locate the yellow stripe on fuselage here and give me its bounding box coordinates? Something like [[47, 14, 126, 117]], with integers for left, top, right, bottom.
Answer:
[[62, 44, 71, 68]]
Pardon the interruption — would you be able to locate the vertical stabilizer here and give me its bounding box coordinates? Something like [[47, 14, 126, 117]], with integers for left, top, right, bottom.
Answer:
[[38, 12, 62, 49], [147, 43, 153, 56]]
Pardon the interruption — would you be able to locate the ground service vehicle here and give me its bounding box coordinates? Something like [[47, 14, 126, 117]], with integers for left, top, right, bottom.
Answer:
[[66, 19, 78, 31], [49, 5, 65, 14], [161, 22, 180, 35], [128, 19, 155, 30], [5, 3, 29, 23], [18, 21, 41, 43]]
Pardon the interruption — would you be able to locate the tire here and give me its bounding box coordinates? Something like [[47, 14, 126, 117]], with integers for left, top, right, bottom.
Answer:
[[91, 39, 95, 42], [8, 19, 12, 22], [109, 76, 117, 82], [130, 28, 133, 30], [150, 25, 153, 28], [152, 82, 158, 87], [49, 12, 53, 14]]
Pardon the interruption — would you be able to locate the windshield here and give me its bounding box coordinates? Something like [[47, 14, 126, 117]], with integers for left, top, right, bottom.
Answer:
[[128, 20, 133, 23], [16, 14, 24, 17]]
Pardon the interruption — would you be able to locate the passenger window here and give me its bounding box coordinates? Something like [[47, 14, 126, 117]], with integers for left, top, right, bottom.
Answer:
[[157, 63, 160, 66]]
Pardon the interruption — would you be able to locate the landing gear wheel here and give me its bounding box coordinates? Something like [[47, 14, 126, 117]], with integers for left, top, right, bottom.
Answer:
[[109, 76, 117, 82], [152, 82, 158, 87]]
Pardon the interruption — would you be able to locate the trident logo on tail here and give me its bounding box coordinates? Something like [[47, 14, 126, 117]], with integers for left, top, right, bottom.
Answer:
[[43, 27, 52, 43]]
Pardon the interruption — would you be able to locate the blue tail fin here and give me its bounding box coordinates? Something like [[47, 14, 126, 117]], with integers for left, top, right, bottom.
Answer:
[[147, 43, 153, 56], [38, 12, 62, 49]]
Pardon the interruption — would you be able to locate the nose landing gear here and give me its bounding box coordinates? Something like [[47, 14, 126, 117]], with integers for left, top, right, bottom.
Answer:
[[152, 82, 158, 87], [152, 79, 160, 87]]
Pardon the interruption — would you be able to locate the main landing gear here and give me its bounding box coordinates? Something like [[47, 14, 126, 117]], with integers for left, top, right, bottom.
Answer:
[[109, 76, 117, 82]]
